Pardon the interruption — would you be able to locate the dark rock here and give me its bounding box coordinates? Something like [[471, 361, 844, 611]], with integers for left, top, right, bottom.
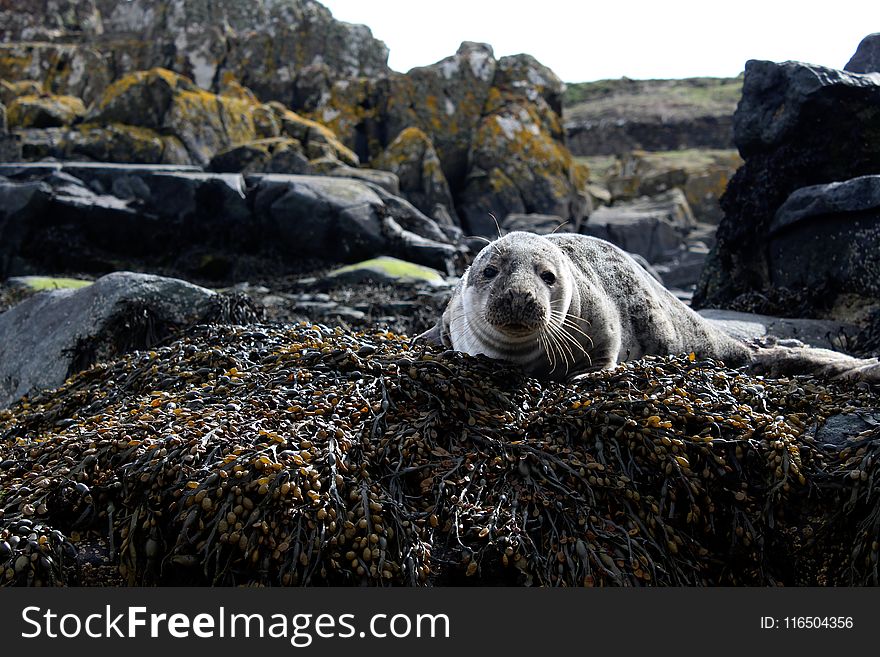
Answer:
[[694, 60, 880, 313], [845, 33, 880, 73], [764, 175, 880, 305], [250, 174, 461, 273], [207, 138, 312, 175], [324, 165, 400, 195], [581, 189, 695, 263], [0, 101, 6, 133], [816, 412, 880, 447], [0, 271, 215, 408], [0, 163, 462, 278]]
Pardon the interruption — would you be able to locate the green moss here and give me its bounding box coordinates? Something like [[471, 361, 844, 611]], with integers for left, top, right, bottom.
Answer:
[[13, 276, 92, 291], [328, 257, 445, 284]]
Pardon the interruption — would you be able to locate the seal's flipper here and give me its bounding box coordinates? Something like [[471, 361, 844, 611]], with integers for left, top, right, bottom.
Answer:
[[413, 323, 444, 346], [748, 345, 880, 382]]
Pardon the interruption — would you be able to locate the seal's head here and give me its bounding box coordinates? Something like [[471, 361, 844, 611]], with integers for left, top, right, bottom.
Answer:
[[448, 232, 583, 374]]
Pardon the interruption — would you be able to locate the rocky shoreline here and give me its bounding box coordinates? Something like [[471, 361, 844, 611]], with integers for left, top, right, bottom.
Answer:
[[2, 1, 880, 587]]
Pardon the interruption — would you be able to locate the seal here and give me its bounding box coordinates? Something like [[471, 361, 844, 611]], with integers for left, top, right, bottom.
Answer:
[[418, 231, 880, 382]]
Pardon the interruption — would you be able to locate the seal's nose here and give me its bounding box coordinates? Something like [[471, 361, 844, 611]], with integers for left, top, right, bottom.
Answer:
[[488, 288, 544, 331]]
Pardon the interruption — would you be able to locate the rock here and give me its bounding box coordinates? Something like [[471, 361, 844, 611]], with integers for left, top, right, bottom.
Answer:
[[600, 150, 742, 224], [6, 93, 86, 128], [0, 271, 215, 409], [266, 101, 358, 166], [581, 189, 696, 263], [373, 127, 457, 222], [0, 134, 22, 161], [208, 138, 312, 175], [0, 43, 111, 106], [0, 163, 462, 278], [652, 243, 709, 290], [325, 256, 447, 286], [323, 165, 400, 195], [312, 43, 587, 237], [458, 58, 590, 235], [698, 309, 859, 351], [0, 101, 5, 133], [694, 60, 880, 313], [17, 124, 191, 164], [87, 68, 258, 166], [250, 174, 461, 273], [501, 213, 568, 234], [0, 0, 390, 105], [763, 175, 880, 308], [0, 79, 43, 105], [0, 0, 103, 42], [845, 33, 880, 73], [815, 412, 880, 447], [393, 41, 498, 191]]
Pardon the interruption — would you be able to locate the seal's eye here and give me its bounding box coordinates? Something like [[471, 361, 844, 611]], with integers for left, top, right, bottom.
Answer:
[[483, 265, 499, 279], [541, 271, 556, 286]]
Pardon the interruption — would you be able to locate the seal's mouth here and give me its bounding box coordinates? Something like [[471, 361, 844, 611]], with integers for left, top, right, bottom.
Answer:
[[492, 320, 541, 336]]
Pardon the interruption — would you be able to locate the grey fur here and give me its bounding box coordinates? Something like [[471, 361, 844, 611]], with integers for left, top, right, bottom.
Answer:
[[418, 232, 880, 382]]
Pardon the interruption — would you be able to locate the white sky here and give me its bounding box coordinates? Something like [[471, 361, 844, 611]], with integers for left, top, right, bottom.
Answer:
[[319, 0, 877, 82]]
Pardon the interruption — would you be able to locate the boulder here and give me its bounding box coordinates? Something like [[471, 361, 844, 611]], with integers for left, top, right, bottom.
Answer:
[[458, 58, 589, 236], [373, 127, 457, 221], [87, 68, 258, 166], [581, 189, 696, 263], [845, 33, 880, 73], [764, 175, 880, 311], [6, 93, 86, 128], [249, 174, 461, 273], [694, 60, 880, 313], [0, 271, 215, 409]]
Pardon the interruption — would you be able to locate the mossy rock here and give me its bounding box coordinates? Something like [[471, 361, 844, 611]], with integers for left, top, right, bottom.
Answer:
[[326, 256, 447, 285], [460, 95, 587, 236], [373, 127, 457, 221], [7, 94, 86, 129], [0, 79, 42, 105], [268, 101, 358, 166]]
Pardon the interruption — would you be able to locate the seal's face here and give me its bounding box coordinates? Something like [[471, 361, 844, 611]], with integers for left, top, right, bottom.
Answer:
[[450, 232, 578, 371]]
